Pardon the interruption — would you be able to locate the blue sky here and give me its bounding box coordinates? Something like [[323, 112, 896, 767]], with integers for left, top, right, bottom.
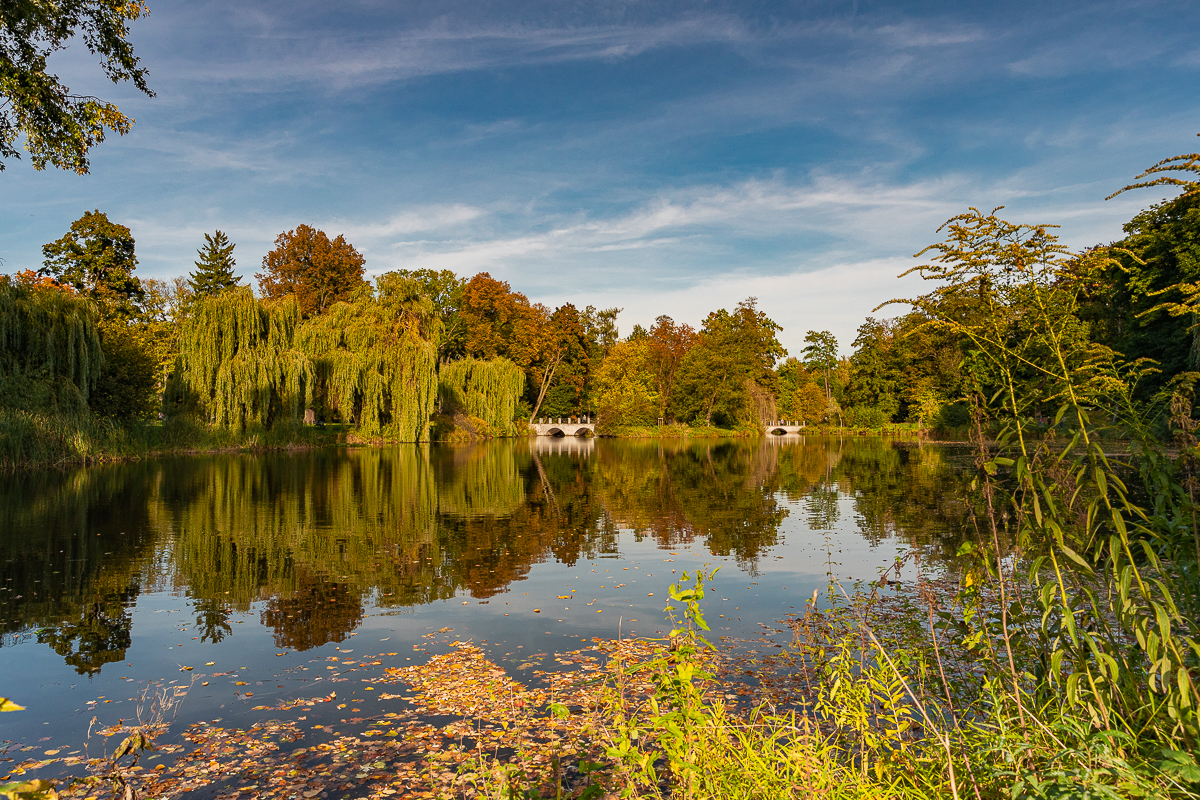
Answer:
[[2, 0, 1198, 354]]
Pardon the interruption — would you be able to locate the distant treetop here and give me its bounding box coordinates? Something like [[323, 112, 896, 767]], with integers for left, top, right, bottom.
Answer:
[[189, 231, 242, 297]]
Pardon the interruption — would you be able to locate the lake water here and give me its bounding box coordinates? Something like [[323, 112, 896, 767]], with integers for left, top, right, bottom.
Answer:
[[0, 435, 973, 784]]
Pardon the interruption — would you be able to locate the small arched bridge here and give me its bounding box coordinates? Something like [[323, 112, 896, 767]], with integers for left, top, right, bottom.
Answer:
[[764, 420, 806, 435], [531, 417, 596, 437]]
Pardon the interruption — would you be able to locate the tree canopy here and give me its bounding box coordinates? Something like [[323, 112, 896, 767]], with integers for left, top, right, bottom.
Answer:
[[176, 288, 313, 431], [0, 278, 102, 413], [257, 225, 366, 318], [1, 0, 152, 173], [671, 298, 785, 427], [40, 209, 142, 315], [297, 273, 439, 440]]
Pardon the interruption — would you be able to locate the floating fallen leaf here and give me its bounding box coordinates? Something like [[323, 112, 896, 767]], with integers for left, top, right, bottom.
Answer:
[[180, 666, 194, 671]]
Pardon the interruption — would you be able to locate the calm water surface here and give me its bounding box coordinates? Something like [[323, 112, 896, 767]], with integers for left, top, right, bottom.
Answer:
[[0, 436, 972, 766]]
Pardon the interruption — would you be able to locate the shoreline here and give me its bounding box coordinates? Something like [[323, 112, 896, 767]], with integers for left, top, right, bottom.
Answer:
[[1, 417, 935, 473]]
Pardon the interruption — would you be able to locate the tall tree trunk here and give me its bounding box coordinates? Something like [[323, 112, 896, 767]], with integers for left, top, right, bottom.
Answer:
[[529, 352, 562, 421]]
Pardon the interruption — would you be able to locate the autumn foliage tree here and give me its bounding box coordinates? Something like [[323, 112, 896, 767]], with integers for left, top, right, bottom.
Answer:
[[459, 272, 541, 364], [592, 338, 658, 429], [257, 225, 366, 318], [646, 315, 698, 418]]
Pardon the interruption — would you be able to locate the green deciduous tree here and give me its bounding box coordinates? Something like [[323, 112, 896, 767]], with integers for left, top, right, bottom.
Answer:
[[297, 274, 439, 440], [88, 320, 158, 420], [801, 330, 838, 404], [176, 287, 313, 431], [438, 356, 525, 436], [40, 209, 142, 316], [671, 298, 785, 427], [1, 0, 152, 173], [38, 211, 161, 417], [1076, 135, 1200, 391], [257, 225, 366, 318], [846, 318, 901, 421], [592, 338, 659, 429], [390, 268, 467, 362], [0, 278, 101, 414], [776, 357, 828, 422], [189, 231, 242, 298]]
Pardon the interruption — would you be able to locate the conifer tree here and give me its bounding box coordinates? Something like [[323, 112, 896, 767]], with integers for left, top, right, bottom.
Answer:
[[189, 231, 241, 297]]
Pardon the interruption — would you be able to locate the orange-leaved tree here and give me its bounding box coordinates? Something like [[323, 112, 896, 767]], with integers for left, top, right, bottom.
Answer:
[[257, 225, 365, 317]]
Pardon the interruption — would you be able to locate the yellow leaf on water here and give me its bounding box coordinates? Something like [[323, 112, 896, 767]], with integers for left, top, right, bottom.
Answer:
[[0, 697, 25, 712]]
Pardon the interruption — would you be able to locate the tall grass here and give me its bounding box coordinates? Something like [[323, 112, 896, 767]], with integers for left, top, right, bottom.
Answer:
[[0, 409, 341, 471]]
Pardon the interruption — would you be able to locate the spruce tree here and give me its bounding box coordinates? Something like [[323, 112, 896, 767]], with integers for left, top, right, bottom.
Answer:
[[189, 231, 241, 297]]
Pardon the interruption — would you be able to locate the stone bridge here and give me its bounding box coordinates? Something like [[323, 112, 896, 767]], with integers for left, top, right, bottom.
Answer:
[[530, 417, 596, 437], [764, 420, 806, 434]]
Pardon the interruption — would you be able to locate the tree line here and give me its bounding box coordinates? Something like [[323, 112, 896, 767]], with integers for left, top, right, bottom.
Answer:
[[3, 136, 1199, 441]]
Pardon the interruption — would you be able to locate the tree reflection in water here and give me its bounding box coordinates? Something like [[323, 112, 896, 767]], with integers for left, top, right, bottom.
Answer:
[[0, 436, 973, 668]]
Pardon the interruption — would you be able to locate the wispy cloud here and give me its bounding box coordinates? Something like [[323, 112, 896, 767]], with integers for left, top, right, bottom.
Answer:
[[152, 14, 757, 90]]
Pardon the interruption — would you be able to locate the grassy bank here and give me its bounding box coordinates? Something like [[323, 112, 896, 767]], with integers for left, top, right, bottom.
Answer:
[[0, 409, 348, 471], [0, 413, 934, 471], [604, 422, 760, 439], [605, 421, 923, 439]]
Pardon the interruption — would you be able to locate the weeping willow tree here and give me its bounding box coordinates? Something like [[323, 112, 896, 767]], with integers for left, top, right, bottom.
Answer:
[[0, 281, 102, 414], [176, 287, 312, 431], [438, 356, 525, 436], [298, 274, 440, 440]]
